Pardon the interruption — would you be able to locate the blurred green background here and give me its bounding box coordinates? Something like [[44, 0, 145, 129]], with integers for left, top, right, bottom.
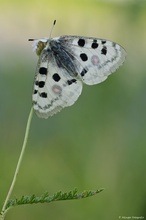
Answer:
[[0, 0, 146, 219]]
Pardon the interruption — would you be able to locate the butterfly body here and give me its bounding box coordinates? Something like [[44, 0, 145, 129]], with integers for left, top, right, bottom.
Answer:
[[31, 35, 126, 118]]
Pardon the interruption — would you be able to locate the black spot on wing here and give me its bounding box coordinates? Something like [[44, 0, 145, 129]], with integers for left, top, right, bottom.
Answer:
[[78, 38, 85, 47], [34, 90, 38, 94], [35, 81, 39, 86], [40, 92, 47, 98], [80, 53, 88, 61], [38, 81, 45, 88], [80, 68, 88, 76], [101, 46, 107, 55], [52, 73, 61, 82], [101, 40, 106, 44], [39, 67, 47, 75], [91, 39, 98, 49], [67, 79, 77, 85]]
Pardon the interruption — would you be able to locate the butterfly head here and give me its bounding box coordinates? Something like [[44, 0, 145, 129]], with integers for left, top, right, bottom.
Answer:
[[29, 20, 56, 56], [29, 38, 48, 56]]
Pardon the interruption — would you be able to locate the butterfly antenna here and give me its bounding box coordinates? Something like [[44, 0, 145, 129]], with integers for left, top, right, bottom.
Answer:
[[49, 20, 56, 38], [28, 20, 56, 41]]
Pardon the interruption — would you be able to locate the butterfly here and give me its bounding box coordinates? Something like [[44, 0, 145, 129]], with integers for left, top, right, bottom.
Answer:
[[29, 22, 126, 119]]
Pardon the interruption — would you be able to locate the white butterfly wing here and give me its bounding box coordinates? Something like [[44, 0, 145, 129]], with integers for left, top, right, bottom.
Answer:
[[55, 36, 126, 85], [33, 49, 82, 118]]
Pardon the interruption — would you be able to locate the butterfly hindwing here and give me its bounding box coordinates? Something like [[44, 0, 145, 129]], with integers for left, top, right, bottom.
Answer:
[[55, 36, 126, 85], [32, 49, 82, 118]]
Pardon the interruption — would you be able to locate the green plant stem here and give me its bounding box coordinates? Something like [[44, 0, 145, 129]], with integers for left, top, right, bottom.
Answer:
[[0, 107, 33, 220]]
